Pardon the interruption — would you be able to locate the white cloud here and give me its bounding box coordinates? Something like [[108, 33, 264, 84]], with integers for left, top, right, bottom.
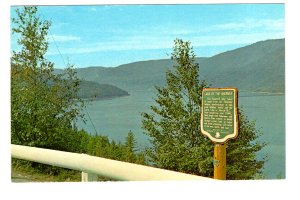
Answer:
[[48, 34, 81, 43], [90, 7, 97, 12], [46, 17, 284, 56], [126, 18, 284, 39], [52, 22, 69, 28], [46, 30, 284, 57], [213, 18, 284, 32], [47, 37, 172, 55], [191, 32, 285, 47]]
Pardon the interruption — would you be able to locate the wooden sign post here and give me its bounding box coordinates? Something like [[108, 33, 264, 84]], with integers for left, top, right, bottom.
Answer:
[[201, 88, 238, 180], [214, 143, 226, 180]]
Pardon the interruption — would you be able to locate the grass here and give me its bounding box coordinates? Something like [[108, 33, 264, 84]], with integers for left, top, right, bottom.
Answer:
[[11, 159, 81, 182], [11, 159, 116, 182]]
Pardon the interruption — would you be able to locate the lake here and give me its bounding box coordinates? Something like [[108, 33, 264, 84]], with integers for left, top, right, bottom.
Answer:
[[77, 90, 285, 179]]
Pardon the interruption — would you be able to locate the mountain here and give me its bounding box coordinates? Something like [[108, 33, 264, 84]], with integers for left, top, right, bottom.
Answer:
[[78, 80, 129, 100], [53, 69, 130, 99], [198, 39, 285, 93], [74, 59, 174, 91], [74, 39, 285, 93]]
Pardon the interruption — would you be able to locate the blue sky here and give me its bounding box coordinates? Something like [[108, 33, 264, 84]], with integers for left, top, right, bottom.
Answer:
[[11, 4, 284, 68]]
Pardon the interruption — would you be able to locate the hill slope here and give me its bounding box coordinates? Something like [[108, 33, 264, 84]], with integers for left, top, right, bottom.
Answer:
[[75, 39, 285, 93], [199, 39, 285, 92], [53, 69, 130, 99], [75, 59, 175, 91], [78, 80, 129, 99]]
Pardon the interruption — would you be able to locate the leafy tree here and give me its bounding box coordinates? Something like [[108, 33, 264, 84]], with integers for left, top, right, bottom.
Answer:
[[11, 6, 85, 152], [141, 38, 266, 179]]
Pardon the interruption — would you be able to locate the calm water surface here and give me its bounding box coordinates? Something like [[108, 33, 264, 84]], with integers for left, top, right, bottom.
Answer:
[[77, 91, 285, 179]]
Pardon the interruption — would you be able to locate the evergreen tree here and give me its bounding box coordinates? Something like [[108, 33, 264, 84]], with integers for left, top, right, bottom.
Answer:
[[11, 6, 85, 152], [124, 131, 137, 163], [141, 38, 266, 179], [124, 131, 146, 164]]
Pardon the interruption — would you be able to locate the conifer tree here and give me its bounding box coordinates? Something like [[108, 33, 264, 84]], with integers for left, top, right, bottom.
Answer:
[[141, 38, 266, 179], [124, 131, 137, 163]]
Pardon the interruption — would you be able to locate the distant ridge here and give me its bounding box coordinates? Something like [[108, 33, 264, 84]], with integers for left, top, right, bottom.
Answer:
[[53, 69, 130, 99], [73, 38, 284, 93], [78, 80, 129, 100], [199, 39, 285, 92]]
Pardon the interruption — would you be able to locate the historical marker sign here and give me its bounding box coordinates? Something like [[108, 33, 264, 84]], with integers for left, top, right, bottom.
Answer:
[[201, 88, 238, 143]]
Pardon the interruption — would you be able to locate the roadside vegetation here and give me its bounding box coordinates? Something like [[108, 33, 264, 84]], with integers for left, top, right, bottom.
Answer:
[[12, 131, 145, 182], [11, 6, 145, 181], [11, 6, 266, 181]]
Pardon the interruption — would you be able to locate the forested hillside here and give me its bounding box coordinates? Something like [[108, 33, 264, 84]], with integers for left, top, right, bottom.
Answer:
[[78, 80, 129, 99], [73, 39, 284, 93], [54, 69, 130, 99], [198, 39, 285, 93]]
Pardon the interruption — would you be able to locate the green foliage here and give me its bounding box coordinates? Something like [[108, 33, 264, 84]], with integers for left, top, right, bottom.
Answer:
[[124, 131, 136, 162], [10, 6, 269, 181], [11, 158, 82, 182], [141, 38, 267, 179], [10, 7, 145, 179], [123, 131, 145, 164], [141, 39, 212, 176], [226, 109, 267, 179], [11, 6, 85, 152], [12, 128, 147, 179], [78, 130, 145, 165]]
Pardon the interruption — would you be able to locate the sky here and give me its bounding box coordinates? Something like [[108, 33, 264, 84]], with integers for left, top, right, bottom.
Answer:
[[10, 4, 284, 68], [3, 1, 300, 198]]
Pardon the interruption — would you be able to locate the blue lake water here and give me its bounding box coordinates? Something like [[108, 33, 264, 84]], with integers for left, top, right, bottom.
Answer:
[[239, 93, 285, 179], [77, 91, 285, 179]]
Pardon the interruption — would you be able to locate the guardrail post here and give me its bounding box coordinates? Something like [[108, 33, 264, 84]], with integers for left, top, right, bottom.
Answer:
[[81, 172, 98, 182]]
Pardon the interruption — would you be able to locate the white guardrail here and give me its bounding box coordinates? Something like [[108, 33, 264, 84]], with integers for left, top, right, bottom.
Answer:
[[11, 144, 213, 181]]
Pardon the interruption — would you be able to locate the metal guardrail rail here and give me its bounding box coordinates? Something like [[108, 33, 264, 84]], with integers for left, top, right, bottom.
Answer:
[[11, 144, 213, 181]]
